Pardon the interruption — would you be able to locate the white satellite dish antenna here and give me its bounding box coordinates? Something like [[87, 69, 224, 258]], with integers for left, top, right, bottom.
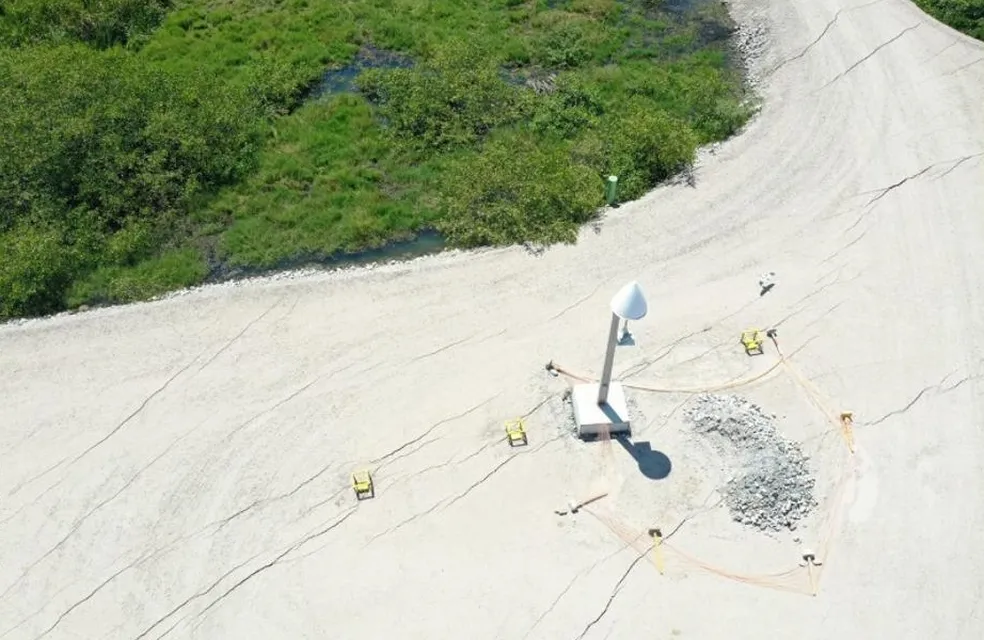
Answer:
[[610, 281, 648, 321], [570, 280, 650, 438]]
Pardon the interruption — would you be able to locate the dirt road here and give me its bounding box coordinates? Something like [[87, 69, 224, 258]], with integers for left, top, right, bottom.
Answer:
[[2, 1, 982, 638]]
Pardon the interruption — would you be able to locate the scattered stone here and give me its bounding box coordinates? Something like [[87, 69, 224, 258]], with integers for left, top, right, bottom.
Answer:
[[684, 393, 817, 532]]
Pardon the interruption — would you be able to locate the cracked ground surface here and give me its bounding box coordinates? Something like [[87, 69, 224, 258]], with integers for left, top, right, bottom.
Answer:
[[2, 0, 984, 638]]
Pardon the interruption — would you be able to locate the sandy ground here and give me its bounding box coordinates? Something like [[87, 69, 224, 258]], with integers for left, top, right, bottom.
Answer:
[[3, 0, 984, 638]]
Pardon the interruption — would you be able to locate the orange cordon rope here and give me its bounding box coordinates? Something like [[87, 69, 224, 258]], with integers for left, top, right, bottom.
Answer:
[[559, 333, 860, 596], [551, 359, 785, 395], [585, 504, 816, 595]]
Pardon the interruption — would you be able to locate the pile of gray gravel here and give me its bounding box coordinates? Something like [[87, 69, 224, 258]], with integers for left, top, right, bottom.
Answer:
[[684, 393, 817, 532]]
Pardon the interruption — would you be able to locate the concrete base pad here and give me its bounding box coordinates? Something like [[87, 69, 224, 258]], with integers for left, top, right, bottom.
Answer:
[[571, 383, 631, 438]]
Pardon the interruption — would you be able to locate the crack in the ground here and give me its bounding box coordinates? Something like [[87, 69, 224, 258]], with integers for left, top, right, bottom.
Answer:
[[189, 508, 356, 624], [842, 204, 875, 236], [568, 491, 723, 640], [224, 459, 339, 525], [522, 542, 633, 640], [817, 25, 920, 91], [441, 435, 561, 513], [4, 303, 286, 516], [572, 547, 651, 640], [645, 396, 694, 437], [619, 326, 713, 380], [7, 347, 212, 500], [409, 330, 484, 363], [923, 39, 960, 65], [385, 394, 556, 485], [375, 437, 441, 472], [800, 302, 845, 332], [370, 393, 500, 465], [366, 432, 561, 546], [662, 492, 725, 543], [821, 227, 870, 265], [854, 151, 984, 211], [216, 378, 323, 445], [453, 442, 496, 467], [140, 508, 358, 640], [193, 299, 282, 376], [933, 152, 984, 180], [549, 278, 613, 321], [10, 296, 282, 501], [9, 485, 347, 638], [362, 499, 449, 547], [866, 373, 975, 427], [521, 394, 555, 419], [470, 328, 508, 346], [767, 0, 885, 76], [768, 11, 843, 75], [217, 361, 360, 447], [864, 165, 934, 206], [0, 430, 193, 602], [32, 552, 153, 640], [943, 56, 984, 77], [130, 551, 264, 640], [293, 488, 348, 522], [619, 288, 775, 382], [771, 270, 857, 330]]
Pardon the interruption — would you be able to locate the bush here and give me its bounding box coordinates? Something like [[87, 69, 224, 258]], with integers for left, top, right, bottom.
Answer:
[[0, 223, 81, 318], [913, 0, 984, 40], [531, 74, 606, 139], [531, 10, 622, 68], [67, 248, 208, 307], [573, 98, 699, 200], [0, 44, 261, 233], [0, 0, 172, 47], [358, 39, 530, 151], [438, 132, 602, 247], [0, 0, 754, 319], [0, 43, 261, 318]]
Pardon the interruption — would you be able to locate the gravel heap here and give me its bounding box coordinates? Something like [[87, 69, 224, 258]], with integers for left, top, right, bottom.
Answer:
[[684, 394, 817, 532]]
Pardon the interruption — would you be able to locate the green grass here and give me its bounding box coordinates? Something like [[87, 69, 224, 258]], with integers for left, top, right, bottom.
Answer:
[[210, 94, 443, 267], [912, 0, 984, 41], [67, 248, 209, 307], [0, 0, 753, 319]]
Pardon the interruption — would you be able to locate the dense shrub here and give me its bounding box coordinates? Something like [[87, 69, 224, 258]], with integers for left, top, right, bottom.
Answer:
[[913, 0, 984, 40], [359, 40, 530, 151], [0, 0, 171, 47], [531, 75, 606, 139], [599, 99, 699, 199], [438, 133, 602, 247], [0, 223, 82, 317], [0, 45, 260, 231], [0, 43, 261, 318], [567, 98, 699, 201], [0, 0, 753, 319]]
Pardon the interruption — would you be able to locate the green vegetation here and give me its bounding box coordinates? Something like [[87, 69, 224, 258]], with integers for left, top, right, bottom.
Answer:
[[0, 0, 752, 319], [913, 0, 984, 40]]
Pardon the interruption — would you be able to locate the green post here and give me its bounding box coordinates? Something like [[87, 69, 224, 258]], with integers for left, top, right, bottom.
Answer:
[[605, 175, 618, 205]]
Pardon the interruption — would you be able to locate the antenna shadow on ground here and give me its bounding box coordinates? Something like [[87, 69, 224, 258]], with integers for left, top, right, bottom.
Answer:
[[615, 435, 672, 480]]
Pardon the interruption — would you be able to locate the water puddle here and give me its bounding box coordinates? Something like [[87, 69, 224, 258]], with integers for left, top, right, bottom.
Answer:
[[306, 46, 414, 100]]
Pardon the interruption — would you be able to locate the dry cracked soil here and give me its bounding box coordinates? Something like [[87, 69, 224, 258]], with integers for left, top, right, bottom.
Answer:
[[2, 0, 983, 638]]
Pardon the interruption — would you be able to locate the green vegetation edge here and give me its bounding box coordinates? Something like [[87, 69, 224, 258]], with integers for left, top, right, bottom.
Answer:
[[1, 0, 758, 320], [912, 0, 984, 41]]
